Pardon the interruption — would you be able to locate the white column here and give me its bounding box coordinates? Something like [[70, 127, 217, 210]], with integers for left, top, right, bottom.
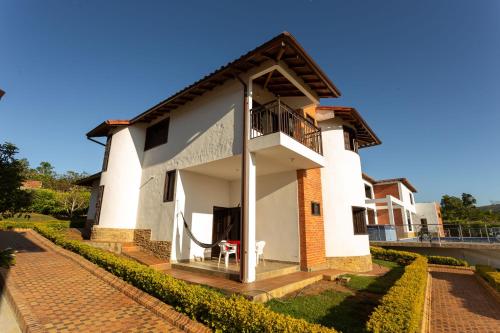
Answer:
[[387, 195, 395, 225], [242, 81, 257, 283]]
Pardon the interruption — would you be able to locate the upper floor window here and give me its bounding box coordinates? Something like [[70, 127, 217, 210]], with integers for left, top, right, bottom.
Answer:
[[343, 126, 358, 152], [144, 118, 169, 151], [409, 192, 414, 204], [406, 209, 412, 231], [311, 201, 321, 216], [102, 136, 112, 171], [352, 206, 367, 235], [364, 184, 373, 199]]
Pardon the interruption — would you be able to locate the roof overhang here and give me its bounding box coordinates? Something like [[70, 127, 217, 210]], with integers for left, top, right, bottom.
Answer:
[[129, 32, 341, 124], [76, 172, 102, 187], [374, 178, 418, 193], [86, 120, 130, 138], [315, 106, 382, 148]]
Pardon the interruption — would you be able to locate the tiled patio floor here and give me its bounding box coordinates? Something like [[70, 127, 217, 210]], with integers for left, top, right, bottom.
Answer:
[[429, 266, 500, 333], [0, 230, 203, 333]]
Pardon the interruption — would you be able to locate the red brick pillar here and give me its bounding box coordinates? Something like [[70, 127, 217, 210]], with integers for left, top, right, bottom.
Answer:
[[297, 168, 326, 271]]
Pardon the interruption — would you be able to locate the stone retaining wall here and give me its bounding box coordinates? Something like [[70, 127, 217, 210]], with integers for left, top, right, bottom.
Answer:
[[133, 229, 171, 260]]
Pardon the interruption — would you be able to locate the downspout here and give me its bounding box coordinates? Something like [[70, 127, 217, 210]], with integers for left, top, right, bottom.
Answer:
[[235, 74, 248, 283]]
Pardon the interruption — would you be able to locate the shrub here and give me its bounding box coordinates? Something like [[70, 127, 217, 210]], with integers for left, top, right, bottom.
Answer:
[[476, 265, 500, 292], [0, 248, 16, 268], [33, 225, 336, 333], [427, 255, 468, 267], [370, 247, 419, 266], [366, 249, 428, 333], [0, 220, 70, 231]]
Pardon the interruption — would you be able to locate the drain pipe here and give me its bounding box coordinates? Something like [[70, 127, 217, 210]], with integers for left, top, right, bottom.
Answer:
[[235, 74, 249, 283]]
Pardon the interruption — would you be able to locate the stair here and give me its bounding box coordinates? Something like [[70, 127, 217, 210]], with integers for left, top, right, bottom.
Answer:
[[122, 246, 171, 270]]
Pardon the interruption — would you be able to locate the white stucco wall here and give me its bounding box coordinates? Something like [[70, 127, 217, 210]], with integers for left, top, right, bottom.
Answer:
[[319, 118, 371, 257], [172, 170, 231, 261], [97, 125, 145, 229], [415, 202, 441, 230], [135, 80, 244, 238], [399, 183, 416, 214]]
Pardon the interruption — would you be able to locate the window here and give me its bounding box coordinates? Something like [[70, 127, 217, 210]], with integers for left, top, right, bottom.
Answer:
[[163, 170, 176, 202], [409, 193, 414, 204], [343, 126, 358, 152], [144, 118, 169, 151], [352, 206, 367, 234], [311, 202, 321, 216], [95, 185, 105, 225], [102, 136, 112, 171], [364, 184, 373, 199], [406, 210, 412, 231]]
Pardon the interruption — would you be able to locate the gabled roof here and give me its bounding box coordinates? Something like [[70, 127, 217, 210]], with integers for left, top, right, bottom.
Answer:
[[362, 173, 417, 193], [374, 178, 417, 193], [86, 120, 130, 137], [129, 32, 341, 124], [315, 106, 381, 148]]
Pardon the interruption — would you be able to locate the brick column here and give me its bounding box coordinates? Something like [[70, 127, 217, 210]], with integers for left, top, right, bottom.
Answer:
[[297, 168, 326, 271]]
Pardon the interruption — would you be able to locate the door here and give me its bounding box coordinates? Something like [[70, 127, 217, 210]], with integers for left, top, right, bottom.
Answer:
[[420, 218, 428, 233], [211, 207, 241, 258]]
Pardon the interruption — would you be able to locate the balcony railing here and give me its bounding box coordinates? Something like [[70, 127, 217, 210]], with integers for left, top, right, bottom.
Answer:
[[250, 99, 323, 155]]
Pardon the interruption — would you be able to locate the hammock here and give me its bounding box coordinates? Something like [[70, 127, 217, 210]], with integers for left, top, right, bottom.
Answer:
[[179, 211, 235, 248]]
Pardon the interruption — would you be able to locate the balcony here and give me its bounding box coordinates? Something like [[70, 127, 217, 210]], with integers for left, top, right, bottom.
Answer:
[[250, 100, 323, 155]]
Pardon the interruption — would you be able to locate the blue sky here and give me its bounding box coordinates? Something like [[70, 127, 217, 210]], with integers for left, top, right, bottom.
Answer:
[[1, 0, 499, 205]]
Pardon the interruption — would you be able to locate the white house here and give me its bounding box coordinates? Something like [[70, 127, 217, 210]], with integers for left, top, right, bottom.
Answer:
[[362, 174, 444, 239], [81, 32, 382, 283]]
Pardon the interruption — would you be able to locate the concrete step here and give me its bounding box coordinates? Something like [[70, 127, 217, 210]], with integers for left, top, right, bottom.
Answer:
[[122, 249, 170, 271], [248, 272, 324, 302]]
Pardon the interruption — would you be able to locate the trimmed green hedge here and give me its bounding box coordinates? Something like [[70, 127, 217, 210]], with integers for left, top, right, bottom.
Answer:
[[0, 220, 70, 231], [33, 225, 336, 333], [476, 265, 500, 292], [370, 246, 419, 266], [367, 247, 428, 333], [427, 255, 468, 267]]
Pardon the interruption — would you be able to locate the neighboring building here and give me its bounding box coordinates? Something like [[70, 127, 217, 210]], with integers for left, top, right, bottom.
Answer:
[[414, 202, 445, 235], [363, 174, 444, 239], [21, 180, 42, 190], [82, 32, 382, 283]]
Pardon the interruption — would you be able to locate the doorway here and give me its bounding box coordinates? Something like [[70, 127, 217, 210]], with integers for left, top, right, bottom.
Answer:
[[211, 206, 241, 258]]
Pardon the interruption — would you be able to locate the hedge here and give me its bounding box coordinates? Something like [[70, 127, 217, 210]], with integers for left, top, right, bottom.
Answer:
[[0, 220, 70, 231], [33, 225, 336, 333], [427, 255, 468, 267], [367, 247, 428, 333], [476, 265, 500, 292]]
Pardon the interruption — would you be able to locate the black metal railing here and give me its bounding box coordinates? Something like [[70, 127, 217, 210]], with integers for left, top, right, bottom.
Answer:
[[250, 99, 323, 155]]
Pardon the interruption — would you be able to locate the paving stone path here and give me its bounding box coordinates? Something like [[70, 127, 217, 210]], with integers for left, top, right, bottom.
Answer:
[[0, 230, 200, 333], [429, 266, 500, 333]]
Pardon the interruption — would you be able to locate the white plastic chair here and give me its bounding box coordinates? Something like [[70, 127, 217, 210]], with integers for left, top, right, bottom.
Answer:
[[255, 240, 266, 266], [218, 240, 238, 267]]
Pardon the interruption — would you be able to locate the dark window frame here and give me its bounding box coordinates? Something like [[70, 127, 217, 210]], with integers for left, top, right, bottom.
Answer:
[[343, 126, 358, 153], [163, 170, 176, 202], [409, 192, 414, 204], [102, 136, 112, 171], [364, 184, 373, 199], [95, 185, 105, 225], [406, 210, 412, 231], [144, 118, 170, 151], [311, 201, 321, 216], [352, 206, 367, 235]]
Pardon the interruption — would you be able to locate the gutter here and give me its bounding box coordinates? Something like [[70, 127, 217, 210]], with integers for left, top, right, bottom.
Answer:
[[86, 136, 106, 147]]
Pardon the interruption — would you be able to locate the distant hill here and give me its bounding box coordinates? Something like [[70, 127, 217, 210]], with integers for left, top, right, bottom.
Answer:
[[478, 204, 500, 213]]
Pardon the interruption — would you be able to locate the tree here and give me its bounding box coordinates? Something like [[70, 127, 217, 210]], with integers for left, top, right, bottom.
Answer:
[[0, 142, 31, 214], [36, 161, 56, 177], [461, 193, 477, 208], [55, 186, 90, 217]]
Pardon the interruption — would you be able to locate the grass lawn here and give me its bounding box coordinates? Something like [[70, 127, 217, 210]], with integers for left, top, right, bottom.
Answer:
[[266, 259, 404, 333]]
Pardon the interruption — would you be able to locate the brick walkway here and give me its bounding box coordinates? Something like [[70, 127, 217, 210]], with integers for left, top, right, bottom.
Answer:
[[430, 266, 500, 333], [0, 231, 202, 333]]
